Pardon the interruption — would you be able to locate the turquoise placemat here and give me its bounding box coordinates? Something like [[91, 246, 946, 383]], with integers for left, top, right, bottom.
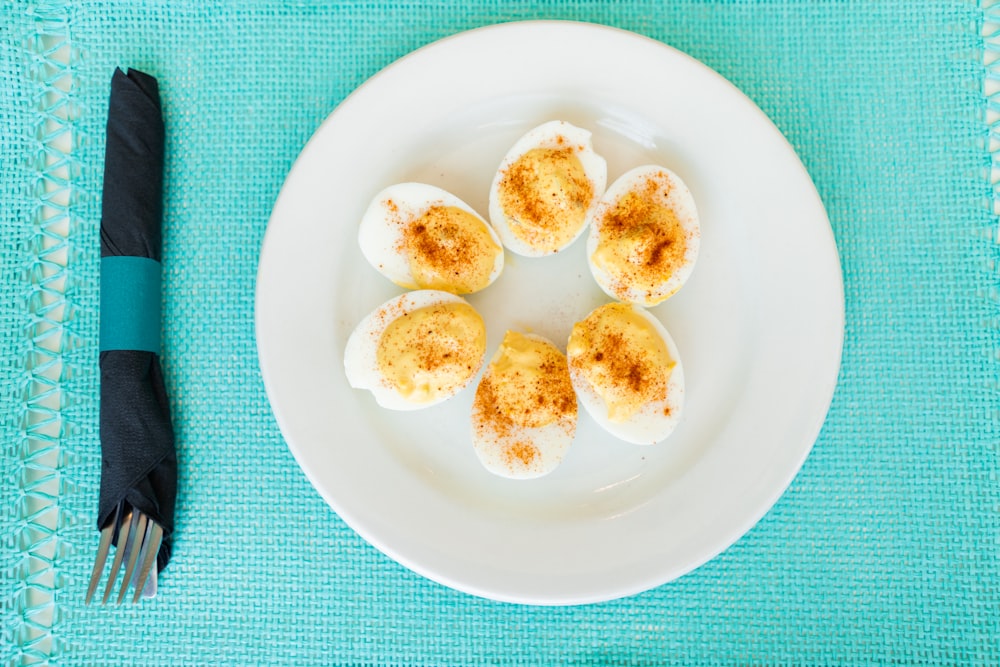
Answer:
[[3, 0, 998, 664]]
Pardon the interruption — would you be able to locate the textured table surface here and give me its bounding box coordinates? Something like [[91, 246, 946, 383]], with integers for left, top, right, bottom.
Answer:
[[2, 1, 998, 664]]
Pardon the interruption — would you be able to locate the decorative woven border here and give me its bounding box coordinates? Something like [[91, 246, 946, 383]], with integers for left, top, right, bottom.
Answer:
[[984, 1, 1000, 569], [6, 1, 85, 663]]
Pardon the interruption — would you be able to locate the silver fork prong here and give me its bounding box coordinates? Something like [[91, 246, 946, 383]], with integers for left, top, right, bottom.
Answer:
[[85, 503, 120, 604], [101, 509, 135, 604], [141, 559, 158, 599], [116, 512, 148, 605], [131, 520, 163, 603]]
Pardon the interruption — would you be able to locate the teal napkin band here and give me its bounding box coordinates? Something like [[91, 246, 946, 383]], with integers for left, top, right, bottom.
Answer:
[[100, 256, 162, 353]]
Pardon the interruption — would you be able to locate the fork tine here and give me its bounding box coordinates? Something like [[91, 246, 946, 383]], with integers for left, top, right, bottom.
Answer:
[[85, 503, 120, 604], [132, 520, 163, 603], [143, 559, 158, 598], [116, 512, 148, 605], [101, 509, 135, 604]]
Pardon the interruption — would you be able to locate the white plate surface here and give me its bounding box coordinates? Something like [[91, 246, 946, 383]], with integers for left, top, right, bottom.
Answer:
[[255, 21, 844, 605]]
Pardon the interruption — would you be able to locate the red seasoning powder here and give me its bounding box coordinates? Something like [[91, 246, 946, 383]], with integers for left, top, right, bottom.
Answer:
[[566, 303, 674, 423], [375, 301, 486, 403], [496, 144, 594, 253], [591, 172, 690, 304], [472, 331, 578, 475], [392, 203, 500, 294]]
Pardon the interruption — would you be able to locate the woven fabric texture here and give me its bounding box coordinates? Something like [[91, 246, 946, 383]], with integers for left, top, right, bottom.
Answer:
[[2, 0, 999, 664]]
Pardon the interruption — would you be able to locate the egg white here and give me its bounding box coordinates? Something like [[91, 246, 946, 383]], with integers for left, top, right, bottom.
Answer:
[[344, 290, 485, 410], [358, 183, 504, 293], [471, 333, 577, 479], [488, 120, 607, 257], [568, 304, 684, 445], [587, 165, 700, 306]]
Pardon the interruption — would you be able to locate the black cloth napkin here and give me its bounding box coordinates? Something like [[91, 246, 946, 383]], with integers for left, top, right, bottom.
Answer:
[[98, 67, 176, 572]]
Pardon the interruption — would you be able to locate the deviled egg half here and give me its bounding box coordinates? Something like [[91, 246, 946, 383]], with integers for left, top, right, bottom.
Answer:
[[471, 331, 578, 479], [567, 302, 684, 445], [345, 290, 487, 410], [359, 183, 504, 295], [588, 166, 700, 306], [489, 120, 607, 257]]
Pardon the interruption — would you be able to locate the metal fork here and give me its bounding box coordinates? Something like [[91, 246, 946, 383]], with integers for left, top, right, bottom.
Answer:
[[85, 501, 164, 604]]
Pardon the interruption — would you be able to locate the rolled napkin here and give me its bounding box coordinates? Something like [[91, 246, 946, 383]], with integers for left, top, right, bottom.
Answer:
[[98, 67, 176, 572]]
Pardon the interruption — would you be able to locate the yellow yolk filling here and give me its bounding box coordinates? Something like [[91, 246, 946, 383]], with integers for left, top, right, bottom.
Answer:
[[567, 303, 674, 423], [376, 302, 486, 403], [591, 176, 688, 305], [397, 205, 500, 294], [478, 331, 576, 430], [497, 147, 593, 253]]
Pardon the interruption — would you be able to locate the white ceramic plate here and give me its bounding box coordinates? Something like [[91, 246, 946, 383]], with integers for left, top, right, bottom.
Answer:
[[255, 21, 844, 605]]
